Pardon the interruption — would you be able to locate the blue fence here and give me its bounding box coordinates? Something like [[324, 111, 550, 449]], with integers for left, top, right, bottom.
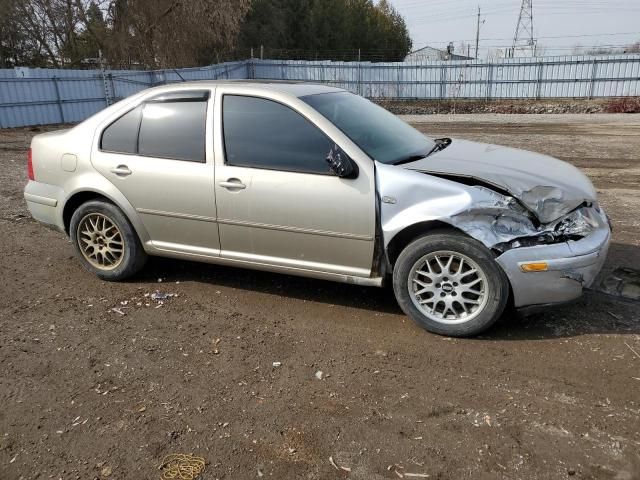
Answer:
[[1, 55, 640, 128], [0, 62, 249, 128], [254, 55, 640, 100]]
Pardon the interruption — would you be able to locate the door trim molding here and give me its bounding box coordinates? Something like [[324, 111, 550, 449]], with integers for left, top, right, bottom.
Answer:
[[217, 218, 373, 241], [137, 208, 218, 223]]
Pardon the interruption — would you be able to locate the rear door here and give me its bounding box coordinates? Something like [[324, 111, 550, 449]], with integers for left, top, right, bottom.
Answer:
[[91, 90, 219, 255], [213, 88, 376, 278]]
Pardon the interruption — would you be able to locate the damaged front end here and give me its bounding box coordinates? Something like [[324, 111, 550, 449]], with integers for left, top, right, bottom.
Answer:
[[445, 184, 608, 253], [383, 136, 611, 253], [375, 161, 608, 254], [376, 157, 611, 308]]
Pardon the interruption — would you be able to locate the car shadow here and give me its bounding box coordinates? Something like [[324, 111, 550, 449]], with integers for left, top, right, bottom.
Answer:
[[138, 256, 403, 315], [136, 240, 640, 340], [486, 292, 640, 340]]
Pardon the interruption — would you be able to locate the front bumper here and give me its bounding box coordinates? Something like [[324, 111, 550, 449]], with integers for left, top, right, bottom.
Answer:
[[24, 180, 65, 231], [496, 210, 611, 308]]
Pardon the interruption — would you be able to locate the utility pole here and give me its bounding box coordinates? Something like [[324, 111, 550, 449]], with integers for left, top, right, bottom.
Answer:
[[474, 6, 482, 59], [512, 0, 536, 57]]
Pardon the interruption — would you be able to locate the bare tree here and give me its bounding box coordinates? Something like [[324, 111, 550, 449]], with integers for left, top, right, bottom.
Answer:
[[573, 40, 640, 56], [624, 41, 640, 54], [11, 0, 84, 67], [2, 0, 251, 68], [100, 0, 251, 68]]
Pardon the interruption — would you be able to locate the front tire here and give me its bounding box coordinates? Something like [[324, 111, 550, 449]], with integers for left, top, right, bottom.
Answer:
[[70, 200, 147, 281], [392, 231, 509, 337]]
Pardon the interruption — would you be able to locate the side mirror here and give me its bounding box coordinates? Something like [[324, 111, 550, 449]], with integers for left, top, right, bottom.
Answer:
[[326, 145, 358, 179]]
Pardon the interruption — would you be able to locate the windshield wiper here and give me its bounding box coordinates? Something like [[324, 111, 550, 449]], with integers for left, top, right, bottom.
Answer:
[[393, 138, 452, 166]]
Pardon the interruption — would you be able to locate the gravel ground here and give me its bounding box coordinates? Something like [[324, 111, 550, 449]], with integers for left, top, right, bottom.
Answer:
[[381, 98, 618, 115], [400, 113, 639, 124], [1, 114, 639, 480]]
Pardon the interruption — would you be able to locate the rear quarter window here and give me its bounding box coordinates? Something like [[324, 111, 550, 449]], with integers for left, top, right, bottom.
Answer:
[[100, 106, 142, 154]]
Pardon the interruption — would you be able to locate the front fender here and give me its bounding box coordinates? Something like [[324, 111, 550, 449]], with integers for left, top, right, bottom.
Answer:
[[376, 162, 484, 247], [375, 162, 543, 251]]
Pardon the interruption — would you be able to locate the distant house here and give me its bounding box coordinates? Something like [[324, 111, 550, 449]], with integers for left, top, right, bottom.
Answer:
[[404, 45, 474, 62]]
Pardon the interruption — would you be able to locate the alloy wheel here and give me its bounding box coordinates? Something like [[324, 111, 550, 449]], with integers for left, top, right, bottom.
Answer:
[[76, 213, 125, 270], [408, 250, 489, 324]]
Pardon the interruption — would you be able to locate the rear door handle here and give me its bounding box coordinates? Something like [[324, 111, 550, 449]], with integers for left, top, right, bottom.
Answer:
[[219, 178, 246, 190], [110, 165, 132, 177]]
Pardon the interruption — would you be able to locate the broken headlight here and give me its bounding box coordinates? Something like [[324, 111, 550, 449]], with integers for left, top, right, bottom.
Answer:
[[554, 206, 601, 239], [494, 205, 604, 252]]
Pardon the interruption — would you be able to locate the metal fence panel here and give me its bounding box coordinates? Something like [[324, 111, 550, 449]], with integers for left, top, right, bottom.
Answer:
[[253, 55, 640, 101], [0, 61, 248, 127], [2, 55, 640, 127]]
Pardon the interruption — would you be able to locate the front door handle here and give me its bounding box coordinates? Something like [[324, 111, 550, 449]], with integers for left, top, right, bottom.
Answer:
[[110, 165, 132, 177], [219, 178, 246, 190]]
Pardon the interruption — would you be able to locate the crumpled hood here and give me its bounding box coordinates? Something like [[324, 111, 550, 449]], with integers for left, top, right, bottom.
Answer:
[[404, 139, 597, 223]]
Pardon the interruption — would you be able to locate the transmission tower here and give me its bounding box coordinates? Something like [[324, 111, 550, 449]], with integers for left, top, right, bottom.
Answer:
[[512, 0, 536, 57]]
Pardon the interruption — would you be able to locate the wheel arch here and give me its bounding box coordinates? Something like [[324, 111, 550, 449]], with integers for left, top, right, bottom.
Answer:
[[385, 220, 515, 312], [385, 220, 469, 267], [61, 188, 150, 246], [63, 191, 109, 234]]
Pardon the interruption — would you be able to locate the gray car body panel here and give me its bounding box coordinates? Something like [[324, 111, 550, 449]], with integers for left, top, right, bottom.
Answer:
[[24, 80, 611, 308], [375, 149, 610, 308], [404, 139, 597, 223]]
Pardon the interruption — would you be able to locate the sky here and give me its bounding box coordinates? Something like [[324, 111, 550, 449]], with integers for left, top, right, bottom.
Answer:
[[388, 0, 640, 58]]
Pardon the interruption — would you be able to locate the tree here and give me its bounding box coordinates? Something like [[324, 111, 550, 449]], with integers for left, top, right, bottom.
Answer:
[[0, 0, 414, 68], [73, 2, 107, 63], [3, 0, 78, 67], [0, 0, 251, 68], [238, 0, 412, 62], [573, 40, 640, 56], [113, 0, 251, 68], [0, 0, 38, 67]]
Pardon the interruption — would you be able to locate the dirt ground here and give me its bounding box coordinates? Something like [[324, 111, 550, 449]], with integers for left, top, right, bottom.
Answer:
[[1, 114, 639, 480], [381, 98, 618, 115]]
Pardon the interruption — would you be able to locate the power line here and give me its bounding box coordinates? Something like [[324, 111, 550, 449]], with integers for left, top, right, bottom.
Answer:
[[413, 31, 640, 46], [402, 0, 640, 25]]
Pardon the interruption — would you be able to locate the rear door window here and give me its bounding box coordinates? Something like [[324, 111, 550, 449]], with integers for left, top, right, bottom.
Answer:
[[100, 91, 208, 162], [138, 101, 207, 162]]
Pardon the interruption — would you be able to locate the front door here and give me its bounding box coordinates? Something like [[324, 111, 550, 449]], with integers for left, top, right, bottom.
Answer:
[[213, 91, 376, 278], [91, 90, 219, 255]]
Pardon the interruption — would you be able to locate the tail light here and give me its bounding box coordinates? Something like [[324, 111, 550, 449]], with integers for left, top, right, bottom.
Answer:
[[27, 148, 34, 180]]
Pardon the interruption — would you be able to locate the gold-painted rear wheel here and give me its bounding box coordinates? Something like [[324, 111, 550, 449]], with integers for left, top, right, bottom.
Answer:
[[76, 213, 125, 271]]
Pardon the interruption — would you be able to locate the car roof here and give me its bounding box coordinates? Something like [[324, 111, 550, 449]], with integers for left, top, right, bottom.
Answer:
[[154, 80, 345, 97]]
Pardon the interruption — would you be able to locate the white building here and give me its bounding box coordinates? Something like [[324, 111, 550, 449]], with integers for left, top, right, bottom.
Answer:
[[404, 45, 473, 62]]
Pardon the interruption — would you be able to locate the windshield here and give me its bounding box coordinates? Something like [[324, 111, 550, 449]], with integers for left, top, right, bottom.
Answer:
[[301, 91, 435, 165]]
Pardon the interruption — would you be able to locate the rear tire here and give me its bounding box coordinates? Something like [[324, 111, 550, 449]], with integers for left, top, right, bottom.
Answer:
[[392, 231, 509, 337], [70, 200, 147, 281]]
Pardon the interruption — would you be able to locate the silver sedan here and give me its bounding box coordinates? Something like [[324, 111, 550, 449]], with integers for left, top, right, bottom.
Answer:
[[24, 81, 611, 336]]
